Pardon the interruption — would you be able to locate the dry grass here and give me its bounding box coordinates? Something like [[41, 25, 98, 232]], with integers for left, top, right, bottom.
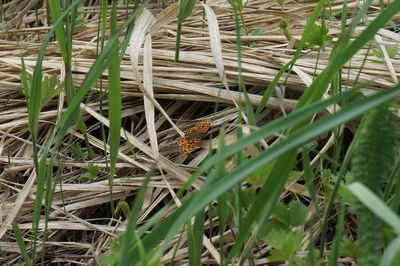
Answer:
[[0, 0, 399, 264]]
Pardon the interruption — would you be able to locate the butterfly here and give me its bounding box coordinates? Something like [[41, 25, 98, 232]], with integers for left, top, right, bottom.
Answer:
[[178, 119, 211, 154]]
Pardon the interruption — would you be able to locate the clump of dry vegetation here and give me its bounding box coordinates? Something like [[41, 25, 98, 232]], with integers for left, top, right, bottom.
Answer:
[[0, 0, 399, 265]]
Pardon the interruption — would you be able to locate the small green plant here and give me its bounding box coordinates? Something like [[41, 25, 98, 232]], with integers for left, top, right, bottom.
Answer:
[[240, 27, 263, 47], [280, 20, 332, 50], [261, 201, 312, 265], [73, 7, 86, 34], [371, 43, 399, 59], [69, 142, 90, 160], [264, 229, 304, 265], [305, 22, 332, 49], [339, 235, 359, 259], [274, 0, 285, 7], [23, 73, 63, 107], [272, 201, 308, 228], [79, 163, 100, 180], [99, 237, 121, 265], [280, 19, 291, 42]]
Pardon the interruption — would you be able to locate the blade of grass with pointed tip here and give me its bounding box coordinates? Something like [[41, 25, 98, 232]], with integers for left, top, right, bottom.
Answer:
[[255, 52, 306, 117], [48, 1, 68, 62], [175, 0, 196, 61], [50, 1, 93, 158], [20, 53, 30, 101]]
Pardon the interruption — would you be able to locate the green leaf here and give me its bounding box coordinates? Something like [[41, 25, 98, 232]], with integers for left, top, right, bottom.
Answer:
[[272, 203, 291, 227], [274, 0, 285, 7], [339, 235, 359, 259], [272, 201, 308, 228], [70, 142, 89, 160], [41, 75, 63, 106], [80, 163, 99, 180], [261, 219, 289, 238], [119, 201, 131, 218], [247, 160, 275, 187], [98, 253, 117, 265], [287, 201, 308, 227], [265, 230, 303, 261], [372, 43, 399, 59], [305, 22, 332, 48]]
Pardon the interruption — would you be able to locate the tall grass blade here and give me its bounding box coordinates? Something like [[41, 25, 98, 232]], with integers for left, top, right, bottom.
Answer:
[[348, 182, 400, 234], [381, 236, 400, 266], [29, 1, 82, 261], [117, 170, 153, 265], [107, 0, 122, 214], [13, 224, 31, 266], [175, 0, 196, 61], [188, 210, 205, 266]]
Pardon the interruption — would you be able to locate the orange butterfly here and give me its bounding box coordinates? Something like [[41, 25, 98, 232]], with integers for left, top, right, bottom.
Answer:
[[178, 119, 211, 154]]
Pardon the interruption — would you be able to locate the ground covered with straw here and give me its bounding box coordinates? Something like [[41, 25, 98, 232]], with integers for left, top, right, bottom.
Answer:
[[0, 0, 399, 265]]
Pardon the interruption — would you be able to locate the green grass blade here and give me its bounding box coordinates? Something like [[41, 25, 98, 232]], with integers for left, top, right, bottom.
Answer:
[[348, 182, 400, 234], [107, 0, 122, 214], [117, 171, 152, 266], [319, 133, 357, 254], [302, 149, 319, 213], [48, 1, 68, 62], [175, 0, 196, 61], [381, 236, 400, 266], [31, 143, 51, 261], [29, 0, 82, 260], [216, 128, 228, 262], [13, 224, 32, 266], [328, 202, 346, 266], [20, 53, 30, 101], [255, 52, 306, 117], [188, 210, 205, 266]]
